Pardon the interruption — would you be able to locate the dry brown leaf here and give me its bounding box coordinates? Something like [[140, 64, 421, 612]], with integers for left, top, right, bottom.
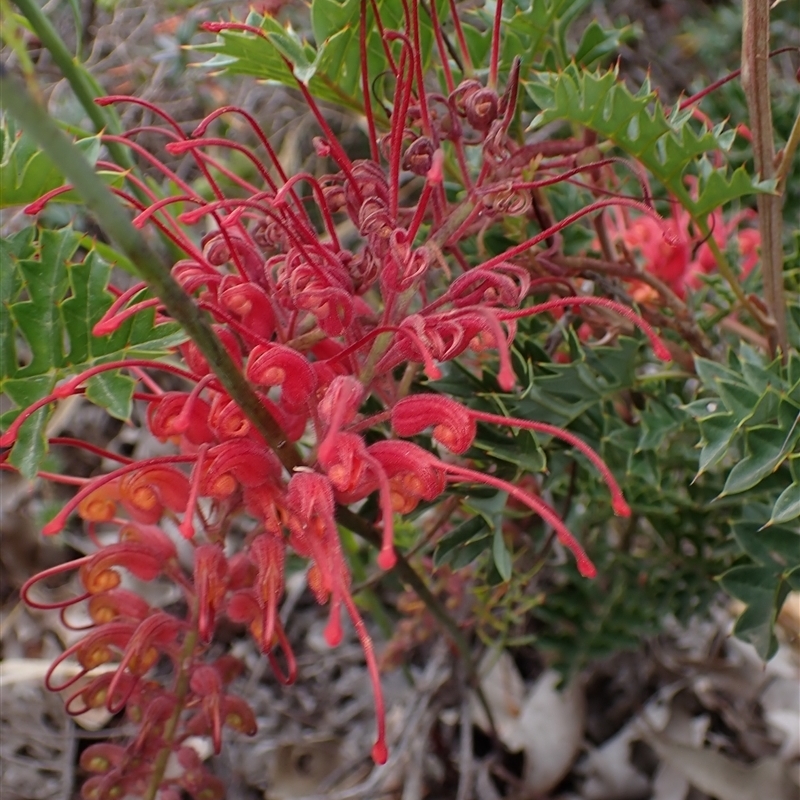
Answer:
[[578, 720, 650, 800], [0, 658, 115, 731], [643, 729, 795, 800], [512, 669, 585, 793], [472, 653, 584, 794], [471, 649, 526, 742]]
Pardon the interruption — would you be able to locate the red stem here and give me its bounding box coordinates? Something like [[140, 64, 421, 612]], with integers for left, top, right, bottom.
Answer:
[[444, 462, 596, 578], [360, 0, 380, 161], [497, 296, 672, 360], [489, 0, 504, 88], [468, 411, 630, 516]]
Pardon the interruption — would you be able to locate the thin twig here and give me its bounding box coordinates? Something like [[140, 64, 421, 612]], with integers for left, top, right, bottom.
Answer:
[[456, 662, 475, 800], [776, 101, 800, 194], [741, 0, 787, 357]]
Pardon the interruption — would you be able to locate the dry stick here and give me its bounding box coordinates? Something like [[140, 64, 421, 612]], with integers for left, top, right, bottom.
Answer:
[[456, 661, 475, 800], [741, 0, 787, 358], [0, 63, 495, 740]]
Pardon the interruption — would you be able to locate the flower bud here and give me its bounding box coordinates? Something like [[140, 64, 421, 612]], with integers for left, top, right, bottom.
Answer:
[[402, 137, 435, 175], [466, 87, 499, 132]]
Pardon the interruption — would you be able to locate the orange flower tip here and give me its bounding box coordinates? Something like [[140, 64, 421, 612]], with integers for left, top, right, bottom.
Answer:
[[612, 497, 631, 517], [42, 518, 64, 536], [653, 339, 672, 362], [324, 614, 343, 647], [24, 200, 47, 215], [371, 740, 388, 765], [424, 365, 442, 381], [577, 557, 597, 579], [377, 548, 397, 571]]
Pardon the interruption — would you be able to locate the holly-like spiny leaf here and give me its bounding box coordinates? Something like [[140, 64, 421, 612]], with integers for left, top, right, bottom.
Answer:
[[1, 226, 184, 478], [525, 65, 770, 218]]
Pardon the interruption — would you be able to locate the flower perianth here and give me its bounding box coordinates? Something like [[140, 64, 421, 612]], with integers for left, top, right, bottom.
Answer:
[[245, 343, 317, 413], [249, 533, 285, 650], [194, 545, 229, 643], [286, 471, 348, 647], [391, 394, 477, 454]]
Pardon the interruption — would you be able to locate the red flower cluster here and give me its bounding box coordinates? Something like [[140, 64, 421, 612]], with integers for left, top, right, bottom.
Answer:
[[5, 0, 673, 793]]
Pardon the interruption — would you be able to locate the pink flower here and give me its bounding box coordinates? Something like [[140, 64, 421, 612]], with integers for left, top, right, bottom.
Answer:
[[609, 205, 760, 299]]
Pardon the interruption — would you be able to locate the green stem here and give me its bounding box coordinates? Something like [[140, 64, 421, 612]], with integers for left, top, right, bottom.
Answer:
[[143, 629, 198, 800], [0, 64, 303, 472], [337, 505, 498, 738], [692, 216, 772, 333], [741, 0, 787, 358]]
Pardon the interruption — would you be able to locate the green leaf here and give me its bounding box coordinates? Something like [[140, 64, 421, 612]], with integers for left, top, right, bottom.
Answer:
[[8, 405, 52, 480], [732, 522, 800, 568], [449, 535, 493, 568], [525, 66, 768, 216], [718, 564, 783, 658], [694, 357, 744, 392], [718, 564, 778, 606], [637, 400, 682, 452], [0, 117, 117, 208], [574, 19, 626, 67], [197, 1, 441, 115], [720, 421, 800, 496], [85, 373, 135, 422], [434, 515, 488, 567], [713, 380, 763, 422], [732, 597, 780, 659], [1, 228, 185, 474], [695, 413, 737, 475], [492, 528, 513, 581], [767, 483, 800, 526], [472, 430, 547, 473]]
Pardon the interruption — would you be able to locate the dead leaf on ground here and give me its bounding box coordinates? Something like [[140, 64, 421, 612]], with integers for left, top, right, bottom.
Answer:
[[472, 651, 585, 794]]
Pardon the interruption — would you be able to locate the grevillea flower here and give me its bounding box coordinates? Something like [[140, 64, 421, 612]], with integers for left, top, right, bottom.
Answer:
[[607, 203, 760, 300], [4, 0, 683, 786]]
